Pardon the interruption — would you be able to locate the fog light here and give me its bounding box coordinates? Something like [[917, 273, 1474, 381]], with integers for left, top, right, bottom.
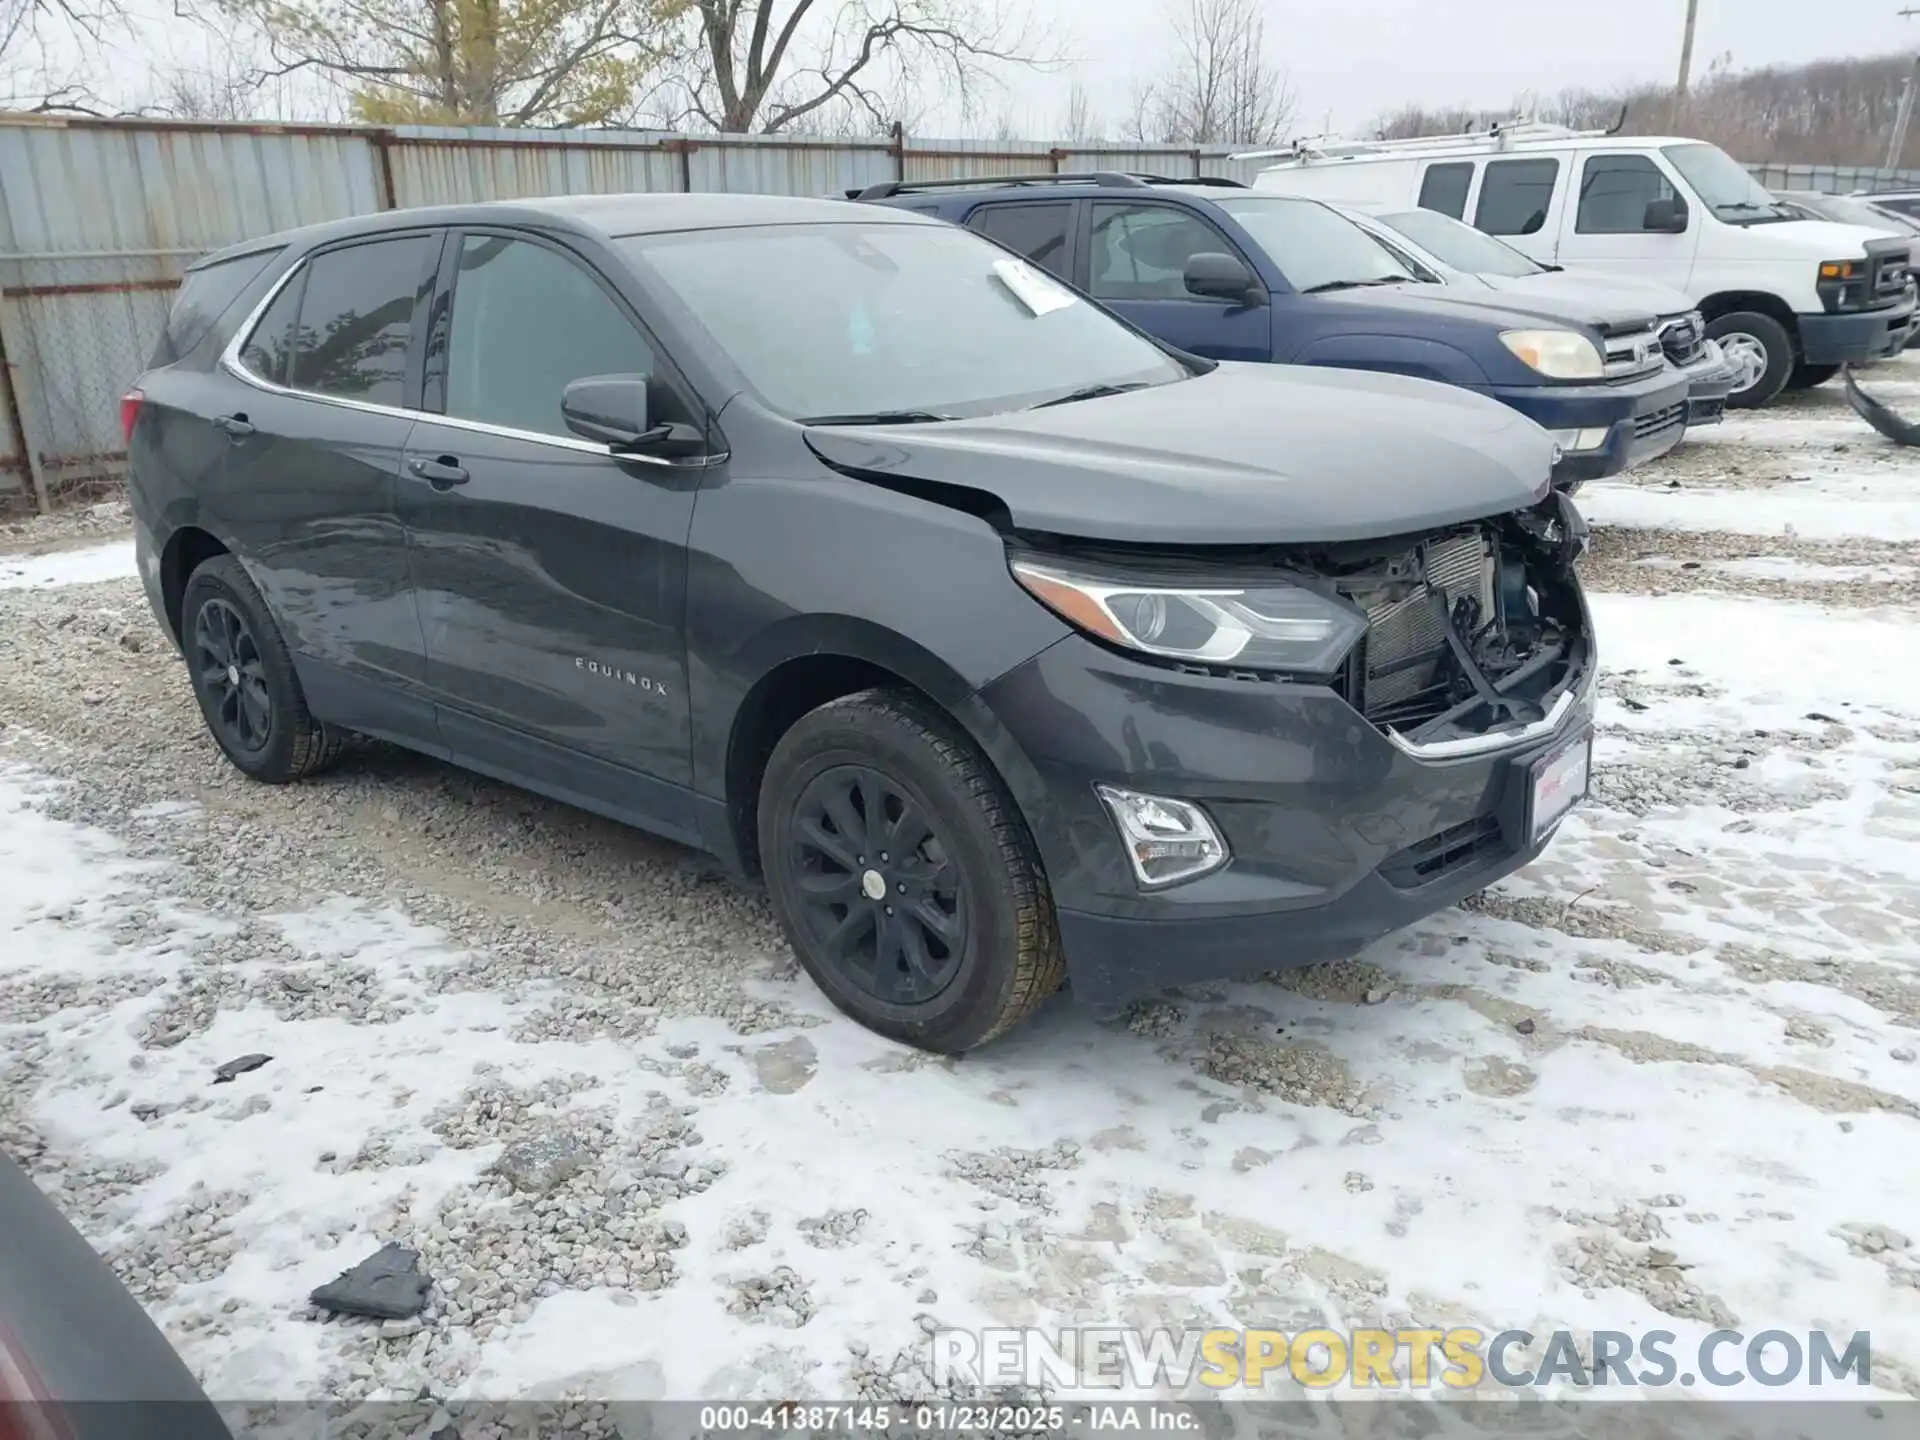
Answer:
[[1095, 785, 1228, 888], [1547, 427, 1610, 452]]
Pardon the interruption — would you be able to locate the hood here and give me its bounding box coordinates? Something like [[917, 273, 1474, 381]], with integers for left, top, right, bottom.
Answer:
[[1313, 280, 1658, 337], [802, 363, 1556, 547], [1725, 217, 1908, 257], [1483, 269, 1698, 320]]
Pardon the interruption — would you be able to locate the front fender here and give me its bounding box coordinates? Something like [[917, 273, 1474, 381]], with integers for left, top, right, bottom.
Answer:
[[1288, 334, 1492, 387]]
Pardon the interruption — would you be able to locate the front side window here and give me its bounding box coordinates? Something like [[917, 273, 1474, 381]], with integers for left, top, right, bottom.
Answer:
[[285, 236, 433, 406], [237, 268, 305, 386], [442, 235, 656, 439], [1475, 159, 1560, 236], [1088, 203, 1240, 300], [618, 220, 1186, 421], [1418, 162, 1473, 220], [1576, 154, 1680, 234], [971, 203, 1072, 279], [1378, 208, 1545, 278], [1212, 195, 1416, 293]]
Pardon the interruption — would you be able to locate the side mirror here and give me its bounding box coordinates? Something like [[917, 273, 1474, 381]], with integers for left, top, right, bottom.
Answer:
[[562, 374, 658, 449], [1185, 251, 1260, 302], [1643, 197, 1688, 233]]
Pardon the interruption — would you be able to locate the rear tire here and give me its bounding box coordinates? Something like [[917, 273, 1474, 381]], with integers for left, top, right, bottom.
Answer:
[[181, 555, 348, 784], [1787, 361, 1840, 391], [1705, 310, 1793, 409], [757, 689, 1064, 1053]]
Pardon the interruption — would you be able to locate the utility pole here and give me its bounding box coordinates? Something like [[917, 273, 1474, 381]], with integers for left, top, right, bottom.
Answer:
[[1891, 9, 1920, 176], [1676, 0, 1700, 109]]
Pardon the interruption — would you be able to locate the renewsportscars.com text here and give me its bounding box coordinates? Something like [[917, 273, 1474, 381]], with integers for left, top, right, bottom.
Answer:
[[933, 1326, 1875, 1391]]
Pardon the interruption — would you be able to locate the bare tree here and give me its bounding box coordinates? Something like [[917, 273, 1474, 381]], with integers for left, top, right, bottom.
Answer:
[[1123, 0, 1292, 146], [207, 0, 687, 125], [1060, 75, 1100, 142], [649, 0, 1052, 133], [1, 0, 128, 111], [1371, 47, 1920, 170]]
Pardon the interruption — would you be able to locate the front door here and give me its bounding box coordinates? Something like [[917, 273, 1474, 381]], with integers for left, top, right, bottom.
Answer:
[[1082, 201, 1273, 361], [1553, 151, 1702, 286], [400, 229, 705, 838], [212, 231, 441, 742]]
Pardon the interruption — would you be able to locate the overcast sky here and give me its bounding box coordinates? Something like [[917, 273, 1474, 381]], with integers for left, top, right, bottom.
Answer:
[[23, 0, 1920, 138], [1009, 0, 1920, 140]]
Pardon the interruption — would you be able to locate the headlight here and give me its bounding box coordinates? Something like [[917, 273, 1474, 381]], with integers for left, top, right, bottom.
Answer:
[[1817, 258, 1869, 312], [1500, 328, 1603, 380], [1009, 558, 1367, 674]]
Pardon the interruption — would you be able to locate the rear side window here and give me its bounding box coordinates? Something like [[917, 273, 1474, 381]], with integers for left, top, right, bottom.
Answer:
[[236, 269, 305, 385], [286, 235, 434, 406], [1475, 159, 1559, 236], [1418, 163, 1473, 220], [970, 203, 1073, 279], [150, 247, 282, 367], [440, 234, 656, 440], [1577, 154, 1679, 233]]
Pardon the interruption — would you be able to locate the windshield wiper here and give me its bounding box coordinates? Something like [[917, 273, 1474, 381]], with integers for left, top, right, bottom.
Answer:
[[799, 408, 955, 426], [1302, 277, 1406, 293], [1030, 381, 1153, 409]]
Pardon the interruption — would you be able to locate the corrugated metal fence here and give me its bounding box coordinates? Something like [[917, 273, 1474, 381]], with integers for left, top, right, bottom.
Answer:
[[0, 112, 1914, 511]]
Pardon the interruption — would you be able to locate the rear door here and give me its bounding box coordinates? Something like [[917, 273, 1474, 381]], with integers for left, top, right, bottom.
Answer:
[[1554, 151, 1702, 284], [1081, 200, 1271, 361], [214, 230, 441, 743], [966, 201, 1078, 283], [400, 227, 707, 836], [1471, 156, 1566, 263]]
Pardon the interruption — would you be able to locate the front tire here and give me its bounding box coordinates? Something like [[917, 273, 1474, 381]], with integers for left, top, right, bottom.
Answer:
[[181, 555, 347, 783], [757, 689, 1064, 1053], [1706, 310, 1794, 409]]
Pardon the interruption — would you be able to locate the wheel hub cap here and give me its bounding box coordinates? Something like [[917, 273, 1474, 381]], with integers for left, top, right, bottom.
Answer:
[[226, 664, 240, 687], [789, 764, 968, 1005], [1720, 332, 1768, 392], [191, 597, 273, 755]]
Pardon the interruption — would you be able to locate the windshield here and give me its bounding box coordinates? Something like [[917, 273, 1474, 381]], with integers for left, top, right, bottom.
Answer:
[[1376, 209, 1546, 278], [1212, 195, 1417, 292], [616, 221, 1186, 421], [1661, 143, 1797, 224]]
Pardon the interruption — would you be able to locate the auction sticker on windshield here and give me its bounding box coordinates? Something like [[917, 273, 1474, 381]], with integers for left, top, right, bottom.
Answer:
[[992, 257, 1077, 317], [1529, 729, 1591, 844]]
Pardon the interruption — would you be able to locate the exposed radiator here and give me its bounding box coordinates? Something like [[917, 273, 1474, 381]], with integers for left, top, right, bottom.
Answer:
[[1360, 529, 1492, 717]]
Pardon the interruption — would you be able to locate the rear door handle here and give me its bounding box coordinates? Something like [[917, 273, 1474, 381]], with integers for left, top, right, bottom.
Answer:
[[408, 456, 469, 489], [214, 413, 254, 438]]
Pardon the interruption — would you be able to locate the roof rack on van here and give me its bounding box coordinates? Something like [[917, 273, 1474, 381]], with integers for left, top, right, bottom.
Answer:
[[1228, 114, 1625, 165], [849, 172, 1150, 200]]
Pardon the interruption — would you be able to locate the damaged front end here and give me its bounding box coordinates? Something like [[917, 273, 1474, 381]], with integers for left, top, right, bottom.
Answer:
[[1314, 489, 1591, 755]]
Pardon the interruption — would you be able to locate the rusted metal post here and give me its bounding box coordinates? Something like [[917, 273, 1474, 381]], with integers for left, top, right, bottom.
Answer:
[[0, 302, 51, 515]]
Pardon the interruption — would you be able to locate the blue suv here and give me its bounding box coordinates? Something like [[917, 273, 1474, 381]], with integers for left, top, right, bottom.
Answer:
[[855, 173, 1691, 488]]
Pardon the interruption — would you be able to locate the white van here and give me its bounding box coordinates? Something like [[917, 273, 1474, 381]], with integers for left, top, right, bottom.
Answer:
[[1242, 124, 1917, 408]]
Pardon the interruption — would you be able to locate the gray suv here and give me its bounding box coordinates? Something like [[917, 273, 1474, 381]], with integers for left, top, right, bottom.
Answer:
[[123, 194, 1595, 1051]]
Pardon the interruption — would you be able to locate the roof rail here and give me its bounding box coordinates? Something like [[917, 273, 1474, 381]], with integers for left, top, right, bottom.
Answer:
[[1129, 173, 1249, 188], [1229, 116, 1623, 166], [850, 172, 1150, 201]]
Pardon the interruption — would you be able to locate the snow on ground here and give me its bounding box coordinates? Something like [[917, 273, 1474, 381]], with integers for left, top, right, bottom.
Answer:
[[3, 365, 1920, 1415], [0, 538, 137, 589]]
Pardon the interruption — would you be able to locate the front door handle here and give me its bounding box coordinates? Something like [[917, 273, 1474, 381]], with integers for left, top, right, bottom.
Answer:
[[408, 455, 469, 489], [213, 413, 254, 438]]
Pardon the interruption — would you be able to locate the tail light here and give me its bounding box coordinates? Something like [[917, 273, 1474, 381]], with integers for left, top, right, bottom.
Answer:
[[120, 389, 144, 446], [0, 1319, 74, 1440]]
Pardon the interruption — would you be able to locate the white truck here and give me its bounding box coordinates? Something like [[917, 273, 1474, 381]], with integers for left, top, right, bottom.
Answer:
[[1239, 123, 1918, 408]]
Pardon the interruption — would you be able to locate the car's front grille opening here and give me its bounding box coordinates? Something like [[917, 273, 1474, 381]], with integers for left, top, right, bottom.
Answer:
[[1634, 402, 1686, 442], [1353, 529, 1489, 729], [1658, 315, 1705, 366], [1379, 814, 1506, 888]]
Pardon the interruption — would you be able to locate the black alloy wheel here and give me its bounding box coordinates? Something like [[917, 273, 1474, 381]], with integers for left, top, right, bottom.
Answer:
[[180, 554, 348, 783], [192, 597, 273, 755], [757, 689, 1065, 1052], [789, 763, 967, 1005]]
